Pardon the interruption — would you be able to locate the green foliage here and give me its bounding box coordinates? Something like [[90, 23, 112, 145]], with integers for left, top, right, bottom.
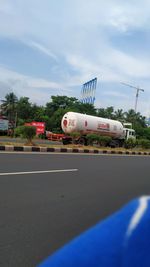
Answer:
[[14, 127, 23, 137], [143, 128, 150, 140], [16, 126, 36, 143], [51, 95, 78, 110], [138, 127, 150, 140], [124, 138, 137, 149], [31, 105, 47, 122], [87, 134, 112, 147], [45, 96, 78, 116], [47, 108, 68, 133], [77, 103, 96, 115], [1, 93, 148, 139], [125, 109, 146, 128], [17, 97, 32, 120], [17, 118, 25, 126], [38, 133, 46, 139], [98, 136, 112, 146], [114, 109, 125, 122], [1, 92, 18, 125], [97, 106, 114, 119], [137, 139, 150, 149], [69, 132, 81, 144], [70, 132, 81, 139], [86, 134, 99, 145], [97, 108, 107, 118]]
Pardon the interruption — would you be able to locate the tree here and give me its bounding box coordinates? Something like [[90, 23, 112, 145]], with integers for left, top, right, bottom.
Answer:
[[48, 108, 68, 133], [32, 106, 46, 121], [45, 95, 79, 116], [105, 106, 115, 119], [17, 97, 32, 121], [97, 108, 108, 118], [30, 104, 40, 120], [97, 106, 114, 119], [114, 109, 125, 122], [15, 125, 36, 145], [77, 103, 96, 115], [125, 109, 146, 128], [1, 92, 18, 127], [136, 127, 150, 140], [51, 95, 78, 109]]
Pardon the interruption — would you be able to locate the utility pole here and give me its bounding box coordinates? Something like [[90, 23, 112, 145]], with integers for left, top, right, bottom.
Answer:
[[121, 82, 144, 113]]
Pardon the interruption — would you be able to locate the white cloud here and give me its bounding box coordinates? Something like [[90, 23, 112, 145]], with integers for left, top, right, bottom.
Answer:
[[25, 40, 58, 61], [0, 0, 149, 40], [0, 0, 150, 114], [0, 66, 72, 104], [0, 66, 62, 89], [101, 49, 150, 79], [66, 50, 150, 84]]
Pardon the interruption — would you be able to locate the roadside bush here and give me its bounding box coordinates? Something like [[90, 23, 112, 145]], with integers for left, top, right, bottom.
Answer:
[[98, 136, 112, 147], [70, 132, 80, 139], [17, 118, 25, 126], [124, 138, 137, 149], [14, 127, 23, 137], [38, 133, 46, 139], [86, 134, 99, 146], [15, 126, 36, 145], [137, 139, 150, 149], [70, 132, 81, 144]]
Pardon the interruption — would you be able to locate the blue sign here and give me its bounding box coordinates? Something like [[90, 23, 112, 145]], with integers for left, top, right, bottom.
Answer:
[[0, 119, 8, 131], [81, 78, 97, 104]]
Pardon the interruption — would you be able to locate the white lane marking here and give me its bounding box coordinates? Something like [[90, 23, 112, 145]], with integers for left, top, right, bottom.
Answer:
[[0, 169, 78, 176], [127, 196, 150, 237]]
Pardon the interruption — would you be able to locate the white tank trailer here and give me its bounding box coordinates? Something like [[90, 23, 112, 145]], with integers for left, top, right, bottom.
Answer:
[[61, 112, 135, 147]]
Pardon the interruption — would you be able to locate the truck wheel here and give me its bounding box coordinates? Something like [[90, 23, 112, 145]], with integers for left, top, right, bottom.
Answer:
[[110, 140, 120, 148], [62, 140, 71, 145], [78, 137, 87, 146], [119, 140, 124, 147], [62, 136, 72, 145]]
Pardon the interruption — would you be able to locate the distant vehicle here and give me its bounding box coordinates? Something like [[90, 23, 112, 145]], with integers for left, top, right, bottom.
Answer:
[[46, 131, 64, 141], [61, 112, 135, 147]]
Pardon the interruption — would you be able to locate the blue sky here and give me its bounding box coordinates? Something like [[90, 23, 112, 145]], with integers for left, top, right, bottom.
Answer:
[[0, 0, 150, 116]]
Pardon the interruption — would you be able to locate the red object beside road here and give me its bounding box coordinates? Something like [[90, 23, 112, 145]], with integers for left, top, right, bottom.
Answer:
[[25, 122, 45, 135]]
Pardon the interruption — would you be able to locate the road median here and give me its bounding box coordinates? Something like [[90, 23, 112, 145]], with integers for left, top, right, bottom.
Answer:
[[0, 145, 150, 156]]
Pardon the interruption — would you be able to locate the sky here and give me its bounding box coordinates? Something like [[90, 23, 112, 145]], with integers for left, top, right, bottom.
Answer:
[[0, 0, 150, 116]]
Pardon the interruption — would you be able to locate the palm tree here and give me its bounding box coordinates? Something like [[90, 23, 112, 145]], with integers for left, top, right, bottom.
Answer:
[[114, 109, 125, 122], [125, 109, 137, 123], [97, 106, 115, 119], [1, 92, 18, 127], [125, 109, 146, 128], [105, 106, 115, 119]]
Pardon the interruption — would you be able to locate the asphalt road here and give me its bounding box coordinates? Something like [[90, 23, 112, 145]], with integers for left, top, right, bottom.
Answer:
[[0, 152, 150, 267]]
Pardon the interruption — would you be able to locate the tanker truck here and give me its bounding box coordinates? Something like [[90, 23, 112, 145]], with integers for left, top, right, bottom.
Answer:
[[61, 112, 135, 147]]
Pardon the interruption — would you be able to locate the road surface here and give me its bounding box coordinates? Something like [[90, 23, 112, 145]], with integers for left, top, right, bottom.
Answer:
[[0, 152, 149, 266]]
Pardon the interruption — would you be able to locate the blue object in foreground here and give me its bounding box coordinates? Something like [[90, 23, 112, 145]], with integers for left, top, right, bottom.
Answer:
[[38, 196, 150, 267]]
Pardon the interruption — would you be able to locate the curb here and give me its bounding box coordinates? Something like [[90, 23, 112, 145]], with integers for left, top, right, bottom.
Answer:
[[0, 145, 150, 156]]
